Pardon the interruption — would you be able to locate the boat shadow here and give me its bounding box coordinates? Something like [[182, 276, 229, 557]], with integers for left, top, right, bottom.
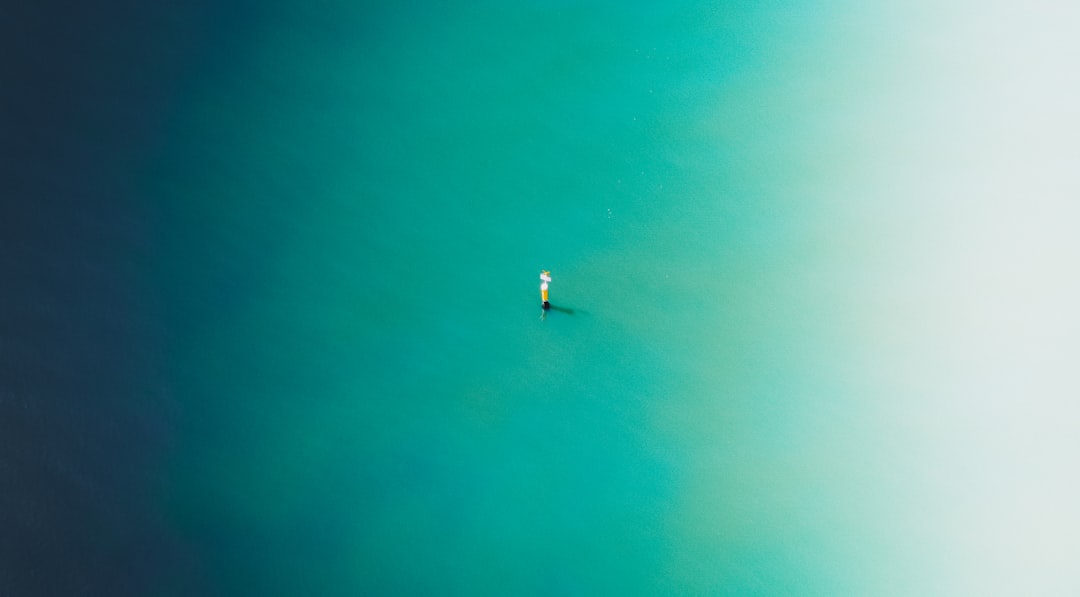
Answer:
[[541, 304, 587, 317]]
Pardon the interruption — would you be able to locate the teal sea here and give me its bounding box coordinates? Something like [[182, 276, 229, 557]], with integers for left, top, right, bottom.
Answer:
[[5, 0, 1079, 595]]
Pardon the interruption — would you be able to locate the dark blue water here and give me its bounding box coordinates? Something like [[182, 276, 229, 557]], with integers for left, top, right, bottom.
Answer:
[[1, 2, 233, 593]]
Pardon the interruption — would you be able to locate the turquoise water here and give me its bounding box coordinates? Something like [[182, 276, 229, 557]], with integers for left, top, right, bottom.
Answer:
[[117, 0, 1080, 594], [141, 3, 877, 593], [10, 0, 1080, 594]]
